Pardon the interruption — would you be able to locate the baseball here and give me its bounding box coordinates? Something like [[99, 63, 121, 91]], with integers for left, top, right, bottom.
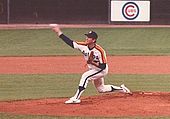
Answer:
[[49, 24, 58, 27]]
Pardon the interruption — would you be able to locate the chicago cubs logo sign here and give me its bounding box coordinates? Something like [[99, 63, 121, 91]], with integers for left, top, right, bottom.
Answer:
[[122, 2, 139, 20]]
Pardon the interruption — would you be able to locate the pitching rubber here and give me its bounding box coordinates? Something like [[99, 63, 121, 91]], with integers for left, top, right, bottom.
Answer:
[[49, 24, 58, 27]]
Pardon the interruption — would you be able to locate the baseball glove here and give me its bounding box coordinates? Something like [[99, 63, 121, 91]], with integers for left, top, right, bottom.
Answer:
[[87, 51, 94, 64]]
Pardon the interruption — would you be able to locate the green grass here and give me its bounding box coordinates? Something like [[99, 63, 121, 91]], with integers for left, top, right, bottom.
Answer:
[[0, 28, 170, 56], [1, 113, 170, 119], [0, 74, 170, 101], [0, 74, 92, 101]]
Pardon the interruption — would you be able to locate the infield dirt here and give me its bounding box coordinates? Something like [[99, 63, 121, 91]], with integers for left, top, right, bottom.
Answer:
[[1, 56, 170, 74], [0, 91, 170, 117]]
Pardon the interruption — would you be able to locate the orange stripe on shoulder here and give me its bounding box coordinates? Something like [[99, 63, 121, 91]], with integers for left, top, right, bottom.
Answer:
[[95, 44, 107, 63], [75, 41, 87, 46]]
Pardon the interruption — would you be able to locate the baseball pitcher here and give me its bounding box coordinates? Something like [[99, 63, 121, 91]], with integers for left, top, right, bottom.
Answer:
[[52, 25, 132, 104]]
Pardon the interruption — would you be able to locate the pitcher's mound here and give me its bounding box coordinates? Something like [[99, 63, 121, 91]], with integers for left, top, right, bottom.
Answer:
[[0, 92, 170, 117]]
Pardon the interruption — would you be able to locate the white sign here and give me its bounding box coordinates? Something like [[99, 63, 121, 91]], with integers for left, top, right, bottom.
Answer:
[[111, 1, 150, 21]]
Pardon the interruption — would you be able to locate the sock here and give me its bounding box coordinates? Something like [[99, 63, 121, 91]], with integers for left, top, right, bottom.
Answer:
[[73, 86, 85, 99]]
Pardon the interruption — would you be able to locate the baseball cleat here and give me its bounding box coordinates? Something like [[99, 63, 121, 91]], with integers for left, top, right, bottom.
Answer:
[[65, 97, 81, 104], [121, 84, 132, 95]]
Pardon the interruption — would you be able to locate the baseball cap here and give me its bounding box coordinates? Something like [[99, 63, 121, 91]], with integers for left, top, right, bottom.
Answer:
[[85, 31, 98, 39]]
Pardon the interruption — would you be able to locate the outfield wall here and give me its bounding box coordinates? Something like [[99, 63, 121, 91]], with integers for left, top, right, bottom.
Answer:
[[0, 0, 170, 24]]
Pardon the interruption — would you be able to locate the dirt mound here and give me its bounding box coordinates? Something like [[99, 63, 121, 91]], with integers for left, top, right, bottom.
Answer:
[[0, 92, 170, 117]]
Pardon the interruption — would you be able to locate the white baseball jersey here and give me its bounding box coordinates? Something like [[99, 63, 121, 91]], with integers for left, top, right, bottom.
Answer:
[[73, 41, 108, 70], [58, 34, 122, 102]]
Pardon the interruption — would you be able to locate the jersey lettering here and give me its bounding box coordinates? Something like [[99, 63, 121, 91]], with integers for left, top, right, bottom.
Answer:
[[73, 41, 107, 69]]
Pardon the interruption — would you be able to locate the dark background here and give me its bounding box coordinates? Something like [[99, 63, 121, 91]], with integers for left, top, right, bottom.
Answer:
[[0, 0, 170, 24]]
